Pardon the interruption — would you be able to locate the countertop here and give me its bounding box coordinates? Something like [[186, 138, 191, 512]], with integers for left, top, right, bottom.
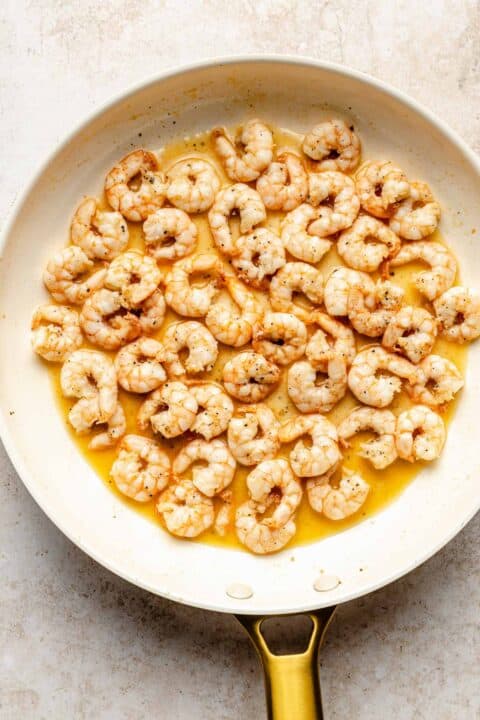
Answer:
[[1, 2, 479, 718]]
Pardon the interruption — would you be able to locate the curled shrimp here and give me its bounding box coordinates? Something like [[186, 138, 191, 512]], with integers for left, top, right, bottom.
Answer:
[[31, 305, 83, 362], [389, 241, 457, 301], [235, 500, 296, 554], [173, 438, 236, 497], [143, 208, 197, 261], [88, 402, 126, 451], [307, 467, 370, 520], [163, 321, 218, 377], [382, 306, 437, 363], [433, 286, 480, 344], [279, 415, 341, 477], [256, 152, 308, 211], [212, 119, 273, 182], [287, 357, 347, 413], [405, 354, 464, 407], [269, 262, 324, 322], [395, 405, 445, 462], [164, 254, 222, 317], [347, 280, 405, 337], [138, 381, 198, 438], [355, 161, 410, 218], [337, 407, 397, 469], [60, 349, 117, 431], [104, 149, 167, 222], [115, 337, 166, 393], [157, 480, 214, 538], [231, 228, 285, 289], [348, 346, 424, 408], [252, 312, 307, 366], [105, 249, 161, 308], [390, 181, 441, 240], [188, 382, 233, 440], [324, 267, 374, 317], [337, 215, 401, 272], [246, 458, 302, 529], [166, 158, 220, 213], [43, 246, 106, 305], [302, 119, 361, 172], [281, 204, 332, 264], [227, 404, 280, 466], [205, 273, 262, 347], [110, 435, 170, 501], [80, 288, 141, 350], [222, 351, 281, 403], [70, 196, 129, 261], [208, 183, 266, 256], [137, 288, 166, 335], [306, 311, 356, 370], [307, 171, 360, 236]]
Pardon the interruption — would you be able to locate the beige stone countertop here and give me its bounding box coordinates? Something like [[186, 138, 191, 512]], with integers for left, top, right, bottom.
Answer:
[[1, 2, 479, 718]]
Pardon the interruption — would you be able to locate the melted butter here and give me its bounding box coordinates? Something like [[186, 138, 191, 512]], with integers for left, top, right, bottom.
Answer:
[[48, 124, 468, 553]]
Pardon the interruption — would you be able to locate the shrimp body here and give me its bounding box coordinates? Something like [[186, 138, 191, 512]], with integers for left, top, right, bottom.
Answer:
[[115, 337, 166, 393], [157, 480, 214, 538], [31, 305, 83, 362], [138, 289, 166, 335], [288, 357, 347, 413], [337, 215, 401, 272], [395, 405, 445, 462], [208, 183, 266, 256], [235, 500, 296, 554], [138, 381, 198, 438], [337, 407, 397, 469], [307, 468, 370, 520], [252, 312, 307, 366], [205, 274, 262, 347], [61, 349, 117, 429], [383, 306, 437, 363], [389, 241, 457, 301], [188, 382, 234, 440], [279, 415, 341, 477], [166, 158, 220, 213], [163, 321, 218, 377], [222, 351, 281, 402], [246, 458, 302, 529], [281, 204, 332, 264], [227, 404, 280, 466], [111, 434, 170, 501], [256, 152, 308, 211], [348, 346, 424, 408], [105, 250, 161, 308], [406, 354, 464, 406], [80, 289, 141, 350], [165, 254, 221, 317], [231, 228, 285, 289], [307, 171, 360, 237], [269, 262, 323, 322], [347, 280, 404, 337], [173, 438, 235, 497], [105, 149, 167, 222], [307, 311, 356, 370], [433, 286, 480, 343], [89, 402, 126, 450], [390, 181, 440, 240], [143, 208, 197, 261], [356, 161, 410, 218], [43, 246, 106, 305], [212, 119, 273, 182], [302, 119, 361, 172], [324, 267, 374, 317], [70, 196, 128, 260]]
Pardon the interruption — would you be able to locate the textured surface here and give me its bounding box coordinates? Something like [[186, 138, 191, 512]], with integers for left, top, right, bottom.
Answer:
[[1, 1, 480, 718]]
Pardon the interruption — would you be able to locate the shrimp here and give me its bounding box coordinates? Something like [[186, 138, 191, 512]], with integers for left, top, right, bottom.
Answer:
[[433, 286, 480, 344], [231, 228, 285, 289], [163, 321, 218, 377], [137, 289, 166, 335], [60, 349, 117, 429], [143, 208, 197, 261], [337, 215, 401, 272], [389, 241, 457, 301], [405, 354, 464, 407], [307, 171, 360, 236], [105, 249, 161, 308], [222, 351, 281, 403], [269, 262, 324, 322], [382, 306, 437, 363], [80, 289, 141, 350], [31, 305, 83, 362], [212, 119, 273, 182], [188, 382, 234, 440], [307, 467, 370, 520], [279, 415, 341, 477], [104, 149, 167, 222], [89, 402, 126, 451], [395, 405, 445, 462], [137, 381, 198, 438], [252, 312, 307, 366], [227, 404, 280, 466], [306, 312, 356, 370], [324, 267, 374, 317], [173, 438, 236, 497], [235, 500, 296, 554], [111, 435, 170, 501], [281, 204, 332, 264], [355, 161, 410, 218], [205, 273, 262, 347], [70, 196, 129, 261], [390, 181, 441, 240], [256, 152, 308, 211], [166, 158, 220, 213], [43, 246, 106, 305], [157, 480, 215, 538], [302, 119, 361, 173], [348, 346, 424, 408], [208, 183, 266, 256], [114, 337, 166, 393], [214, 490, 233, 537], [347, 280, 405, 337], [337, 407, 397, 469], [164, 254, 222, 317], [246, 459, 302, 528], [287, 357, 347, 413]]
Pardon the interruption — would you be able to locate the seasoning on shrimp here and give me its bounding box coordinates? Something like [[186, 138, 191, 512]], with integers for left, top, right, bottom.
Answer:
[[105, 149, 167, 222], [302, 119, 361, 172], [143, 208, 197, 261], [70, 196, 129, 260], [166, 158, 220, 213], [31, 305, 83, 362], [256, 152, 308, 212], [212, 119, 273, 182], [269, 262, 324, 322]]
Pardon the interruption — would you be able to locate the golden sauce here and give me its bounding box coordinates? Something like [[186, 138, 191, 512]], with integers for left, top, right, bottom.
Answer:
[[47, 125, 468, 552]]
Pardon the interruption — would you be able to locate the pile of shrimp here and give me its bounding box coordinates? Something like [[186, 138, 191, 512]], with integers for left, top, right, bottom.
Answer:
[[31, 117, 479, 555]]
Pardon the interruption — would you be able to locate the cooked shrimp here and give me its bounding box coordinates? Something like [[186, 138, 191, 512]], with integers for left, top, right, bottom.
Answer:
[[347, 280, 404, 337], [89, 402, 126, 451], [31, 305, 83, 362], [287, 357, 347, 413], [227, 404, 280, 466], [395, 405, 445, 462], [307, 171, 360, 236], [205, 273, 262, 347], [80, 289, 141, 350], [246, 458, 302, 528], [256, 152, 308, 211], [214, 490, 233, 537], [279, 415, 341, 477], [222, 351, 281, 402], [348, 346, 424, 408], [433, 286, 480, 343], [115, 337, 166, 393], [111, 435, 170, 501], [105, 249, 161, 308], [231, 228, 285, 289], [143, 208, 197, 260], [306, 312, 356, 370], [390, 181, 441, 240], [406, 354, 464, 406], [324, 267, 374, 317], [235, 500, 296, 554], [208, 183, 266, 256], [281, 204, 332, 264], [252, 312, 307, 366], [307, 467, 370, 520], [137, 381, 198, 438], [137, 289, 166, 335], [164, 254, 221, 317], [104, 149, 166, 222], [70, 196, 129, 261], [212, 119, 273, 182], [158, 480, 215, 538], [43, 246, 106, 305], [337, 215, 401, 272], [163, 321, 218, 377], [383, 306, 437, 363], [389, 241, 457, 301], [269, 262, 324, 322], [188, 382, 234, 440], [166, 158, 220, 213], [61, 349, 117, 428], [337, 407, 397, 469], [355, 160, 410, 218], [173, 438, 235, 497], [302, 119, 361, 172]]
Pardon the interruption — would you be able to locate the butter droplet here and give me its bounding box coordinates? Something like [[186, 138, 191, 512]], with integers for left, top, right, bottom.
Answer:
[[226, 583, 253, 600], [313, 574, 340, 592]]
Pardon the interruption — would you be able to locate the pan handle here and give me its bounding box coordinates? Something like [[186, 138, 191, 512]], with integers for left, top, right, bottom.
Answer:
[[236, 607, 336, 720]]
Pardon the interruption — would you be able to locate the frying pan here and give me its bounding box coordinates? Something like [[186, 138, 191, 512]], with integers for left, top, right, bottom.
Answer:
[[1, 57, 479, 719]]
